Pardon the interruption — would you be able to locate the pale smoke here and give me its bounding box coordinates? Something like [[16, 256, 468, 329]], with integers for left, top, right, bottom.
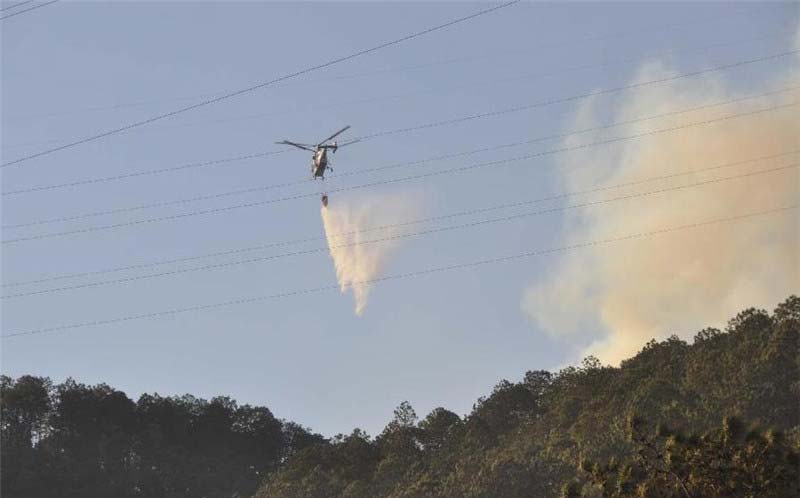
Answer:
[[321, 194, 418, 316], [521, 32, 800, 365]]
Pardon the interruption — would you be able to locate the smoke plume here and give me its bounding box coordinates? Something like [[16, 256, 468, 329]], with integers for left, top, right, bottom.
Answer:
[[521, 36, 800, 365], [321, 193, 418, 316]]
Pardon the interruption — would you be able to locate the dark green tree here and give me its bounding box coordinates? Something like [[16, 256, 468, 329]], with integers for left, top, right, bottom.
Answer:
[[574, 416, 799, 498]]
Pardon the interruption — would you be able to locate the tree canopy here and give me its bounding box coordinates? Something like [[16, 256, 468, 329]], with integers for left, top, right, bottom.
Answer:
[[1, 377, 323, 498], [2, 295, 798, 498], [254, 296, 799, 498]]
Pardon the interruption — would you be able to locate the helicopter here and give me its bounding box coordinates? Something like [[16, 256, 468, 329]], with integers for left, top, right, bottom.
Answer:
[[276, 125, 359, 181]]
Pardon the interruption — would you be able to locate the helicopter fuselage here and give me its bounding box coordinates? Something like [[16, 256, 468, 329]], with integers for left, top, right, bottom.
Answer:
[[312, 147, 329, 178], [276, 126, 351, 180]]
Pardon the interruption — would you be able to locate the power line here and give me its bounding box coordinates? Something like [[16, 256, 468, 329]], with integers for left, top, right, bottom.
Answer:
[[2, 163, 794, 300], [0, 0, 35, 12], [352, 50, 799, 142], [4, 86, 795, 230], [0, 1, 519, 168], [5, 28, 787, 151], [175, 31, 792, 135], [2, 149, 289, 197], [3, 205, 794, 339], [0, 0, 58, 20], [3, 101, 795, 245], [4, 49, 795, 197], [4, 150, 796, 289], [3, 3, 763, 124]]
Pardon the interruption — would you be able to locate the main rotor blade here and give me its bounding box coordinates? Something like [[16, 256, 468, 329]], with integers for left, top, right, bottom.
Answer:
[[317, 125, 351, 146], [276, 140, 315, 151], [336, 138, 360, 148]]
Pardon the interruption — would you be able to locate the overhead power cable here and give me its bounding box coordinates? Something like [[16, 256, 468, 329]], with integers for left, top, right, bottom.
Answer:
[[5, 28, 787, 150], [2, 101, 795, 245], [3, 205, 795, 339], [2, 149, 289, 197], [0, 0, 35, 12], [0, 0, 58, 20], [3, 3, 762, 123], [5, 85, 793, 230], [0, 1, 519, 167], [352, 50, 798, 142], [4, 86, 795, 230], [2, 162, 794, 300], [4, 49, 795, 197], [189, 33, 790, 134], [144, 31, 794, 136], [4, 149, 796, 289]]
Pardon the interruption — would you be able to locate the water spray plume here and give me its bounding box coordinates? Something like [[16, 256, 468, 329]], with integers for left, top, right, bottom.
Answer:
[[321, 194, 418, 315]]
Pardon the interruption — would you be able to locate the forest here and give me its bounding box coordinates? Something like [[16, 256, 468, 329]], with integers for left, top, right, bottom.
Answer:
[[2, 296, 798, 498]]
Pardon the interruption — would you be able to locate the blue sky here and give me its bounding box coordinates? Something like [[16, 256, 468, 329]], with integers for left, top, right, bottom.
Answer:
[[2, 1, 797, 436]]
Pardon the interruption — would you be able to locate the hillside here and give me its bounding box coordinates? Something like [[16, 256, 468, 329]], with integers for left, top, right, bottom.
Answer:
[[2, 296, 798, 498], [254, 296, 800, 498]]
